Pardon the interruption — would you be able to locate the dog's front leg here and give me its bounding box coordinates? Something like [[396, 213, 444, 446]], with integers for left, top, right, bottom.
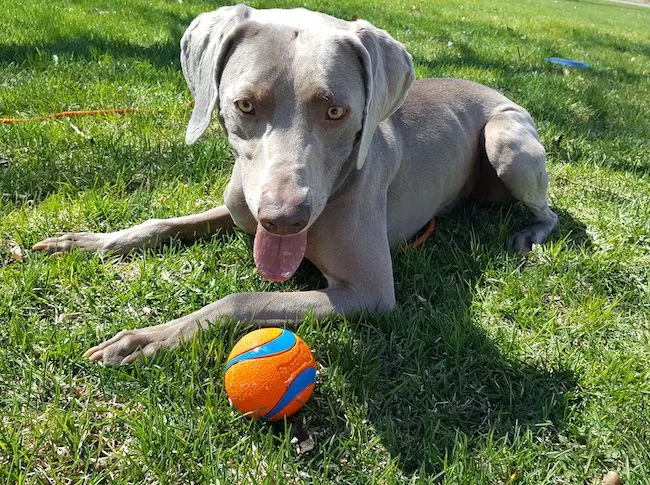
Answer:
[[84, 286, 389, 365], [33, 206, 235, 255]]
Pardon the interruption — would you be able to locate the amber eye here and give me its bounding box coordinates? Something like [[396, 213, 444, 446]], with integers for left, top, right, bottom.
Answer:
[[235, 99, 255, 114], [327, 106, 347, 120]]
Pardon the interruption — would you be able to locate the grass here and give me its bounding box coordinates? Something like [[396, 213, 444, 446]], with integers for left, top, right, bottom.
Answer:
[[0, 0, 649, 482]]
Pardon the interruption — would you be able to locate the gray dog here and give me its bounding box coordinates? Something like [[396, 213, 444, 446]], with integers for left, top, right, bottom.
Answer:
[[33, 5, 557, 365]]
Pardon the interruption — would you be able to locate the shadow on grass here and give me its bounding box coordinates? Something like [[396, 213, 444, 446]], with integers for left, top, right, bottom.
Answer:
[[412, 39, 645, 139], [0, 3, 228, 69], [546, 206, 591, 250], [0, 134, 233, 204], [2, 0, 648, 202], [25, 198, 587, 479], [289, 203, 586, 475], [568, 25, 650, 59]]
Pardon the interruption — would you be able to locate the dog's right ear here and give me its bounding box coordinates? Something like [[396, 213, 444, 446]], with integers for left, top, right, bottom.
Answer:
[[181, 5, 250, 145]]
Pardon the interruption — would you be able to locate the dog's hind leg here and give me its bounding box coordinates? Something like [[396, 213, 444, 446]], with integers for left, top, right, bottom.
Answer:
[[483, 107, 558, 252]]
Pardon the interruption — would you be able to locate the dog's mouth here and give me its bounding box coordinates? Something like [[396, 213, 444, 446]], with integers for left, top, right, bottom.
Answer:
[[253, 223, 308, 282]]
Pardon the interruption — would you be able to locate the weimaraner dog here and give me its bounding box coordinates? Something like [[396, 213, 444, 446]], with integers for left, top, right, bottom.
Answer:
[[34, 5, 557, 365]]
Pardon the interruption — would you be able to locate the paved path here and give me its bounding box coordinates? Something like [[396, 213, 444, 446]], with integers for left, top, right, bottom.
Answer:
[[607, 0, 650, 7]]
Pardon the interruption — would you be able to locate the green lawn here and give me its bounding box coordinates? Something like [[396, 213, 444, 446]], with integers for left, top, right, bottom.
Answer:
[[1, 0, 649, 482]]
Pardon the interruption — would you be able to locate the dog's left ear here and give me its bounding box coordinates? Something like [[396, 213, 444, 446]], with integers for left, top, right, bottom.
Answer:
[[352, 21, 415, 170]]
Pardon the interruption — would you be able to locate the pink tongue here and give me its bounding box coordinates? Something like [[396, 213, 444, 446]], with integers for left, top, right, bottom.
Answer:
[[253, 223, 308, 282]]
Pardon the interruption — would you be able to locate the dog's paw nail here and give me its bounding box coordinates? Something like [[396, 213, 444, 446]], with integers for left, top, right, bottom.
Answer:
[[87, 350, 104, 362], [120, 354, 139, 365], [83, 346, 97, 358]]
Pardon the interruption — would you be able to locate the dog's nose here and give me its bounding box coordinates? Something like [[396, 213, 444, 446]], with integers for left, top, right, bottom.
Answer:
[[258, 203, 310, 235]]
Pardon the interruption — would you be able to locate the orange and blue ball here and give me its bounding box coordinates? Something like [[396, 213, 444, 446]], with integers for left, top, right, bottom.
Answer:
[[224, 328, 317, 421]]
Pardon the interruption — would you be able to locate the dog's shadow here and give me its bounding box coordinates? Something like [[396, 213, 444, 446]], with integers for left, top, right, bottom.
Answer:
[[290, 204, 587, 475]]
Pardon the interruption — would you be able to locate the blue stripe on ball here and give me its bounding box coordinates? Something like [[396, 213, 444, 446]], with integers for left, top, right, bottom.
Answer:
[[225, 329, 297, 370], [263, 366, 317, 421]]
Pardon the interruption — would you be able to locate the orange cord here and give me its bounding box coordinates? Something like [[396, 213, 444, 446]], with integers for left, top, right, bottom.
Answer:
[[410, 217, 436, 249], [1, 108, 139, 124]]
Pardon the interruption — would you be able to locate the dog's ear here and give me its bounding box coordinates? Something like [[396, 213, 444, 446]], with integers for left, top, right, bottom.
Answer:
[[351, 21, 415, 170], [180, 5, 251, 145]]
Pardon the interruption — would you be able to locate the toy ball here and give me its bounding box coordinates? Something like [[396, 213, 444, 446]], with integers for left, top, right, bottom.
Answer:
[[224, 328, 316, 421]]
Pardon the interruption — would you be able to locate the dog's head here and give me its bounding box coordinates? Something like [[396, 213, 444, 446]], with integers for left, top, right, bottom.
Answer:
[[181, 5, 414, 281]]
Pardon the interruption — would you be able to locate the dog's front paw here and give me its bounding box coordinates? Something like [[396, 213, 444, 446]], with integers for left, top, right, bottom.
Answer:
[[32, 232, 109, 254], [84, 324, 184, 365]]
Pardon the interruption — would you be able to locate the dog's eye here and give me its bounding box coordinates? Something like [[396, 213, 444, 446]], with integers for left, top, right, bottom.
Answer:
[[235, 99, 255, 114], [327, 106, 347, 120]]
